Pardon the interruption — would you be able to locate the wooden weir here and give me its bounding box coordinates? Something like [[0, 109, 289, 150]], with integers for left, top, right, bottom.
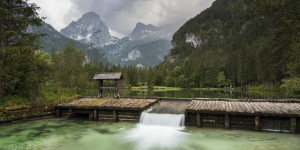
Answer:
[[56, 97, 158, 122], [186, 98, 300, 133], [55, 97, 300, 134]]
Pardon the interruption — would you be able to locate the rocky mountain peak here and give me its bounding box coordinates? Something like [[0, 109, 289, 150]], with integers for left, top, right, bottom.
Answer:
[[82, 11, 100, 18], [129, 22, 160, 40], [60, 11, 115, 47]]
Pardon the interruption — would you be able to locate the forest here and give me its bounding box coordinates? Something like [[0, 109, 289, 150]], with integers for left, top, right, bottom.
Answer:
[[0, 0, 299, 107]]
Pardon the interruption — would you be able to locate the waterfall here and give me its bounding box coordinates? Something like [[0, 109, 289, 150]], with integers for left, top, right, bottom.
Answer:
[[139, 112, 185, 127], [125, 111, 187, 150]]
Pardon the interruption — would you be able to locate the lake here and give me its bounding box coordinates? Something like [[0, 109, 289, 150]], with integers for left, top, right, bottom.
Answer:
[[82, 88, 291, 99], [0, 118, 299, 150]]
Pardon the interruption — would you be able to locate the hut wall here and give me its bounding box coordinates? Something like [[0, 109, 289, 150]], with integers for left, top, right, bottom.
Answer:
[[261, 117, 290, 132], [230, 115, 254, 129]]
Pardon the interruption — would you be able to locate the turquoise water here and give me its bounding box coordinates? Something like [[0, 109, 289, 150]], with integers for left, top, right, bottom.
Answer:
[[0, 118, 299, 150]]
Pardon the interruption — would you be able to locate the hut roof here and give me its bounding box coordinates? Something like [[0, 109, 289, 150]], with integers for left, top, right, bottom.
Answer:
[[93, 72, 123, 80]]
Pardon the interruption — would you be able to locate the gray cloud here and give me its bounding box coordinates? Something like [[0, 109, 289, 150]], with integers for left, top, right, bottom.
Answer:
[[30, 0, 214, 38]]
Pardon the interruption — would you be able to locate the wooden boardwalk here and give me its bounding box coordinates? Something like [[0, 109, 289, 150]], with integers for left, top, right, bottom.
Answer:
[[55, 97, 300, 133], [185, 99, 300, 133]]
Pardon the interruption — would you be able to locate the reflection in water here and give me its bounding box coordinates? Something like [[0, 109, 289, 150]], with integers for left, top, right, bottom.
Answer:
[[125, 125, 188, 150]]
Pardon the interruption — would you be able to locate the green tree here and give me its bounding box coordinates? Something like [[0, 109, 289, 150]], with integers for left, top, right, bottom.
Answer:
[[51, 43, 87, 90], [0, 0, 50, 100], [147, 67, 154, 89]]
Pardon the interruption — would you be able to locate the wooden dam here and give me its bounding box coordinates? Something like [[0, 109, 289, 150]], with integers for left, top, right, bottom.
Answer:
[[55, 97, 300, 134]]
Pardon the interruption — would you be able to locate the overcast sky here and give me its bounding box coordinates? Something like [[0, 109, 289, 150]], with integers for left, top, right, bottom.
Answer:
[[29, 0, 214, 38]]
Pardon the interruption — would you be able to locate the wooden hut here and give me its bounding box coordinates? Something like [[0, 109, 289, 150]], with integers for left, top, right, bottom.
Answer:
[[93, 72, 123, 98]]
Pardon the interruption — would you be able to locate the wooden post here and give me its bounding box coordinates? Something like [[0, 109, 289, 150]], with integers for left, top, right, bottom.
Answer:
[[94, 109, 98, 121], [98, 80, 103, 98], [290, 118, 296, 134], [225, 115, 230, 129], [196, 113, 202, 127], [56, 109, 60, 117], [254, 116, 261, 131], [113, 110, 118, 122], [89, 113, 94, 121], [67, 108, 74, 119], [114, 80, 119, 98]]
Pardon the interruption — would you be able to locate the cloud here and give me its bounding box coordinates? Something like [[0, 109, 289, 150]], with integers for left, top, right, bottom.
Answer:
[[29, 0, 214, 38]]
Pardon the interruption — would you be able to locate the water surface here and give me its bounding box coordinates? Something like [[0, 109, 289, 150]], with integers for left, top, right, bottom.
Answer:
[[0, 118, 299, 150], [82, 88, 291, 99]]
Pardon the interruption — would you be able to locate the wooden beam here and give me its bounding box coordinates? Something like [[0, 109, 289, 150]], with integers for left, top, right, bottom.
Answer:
[[254, 116, 261, 131], [113, 110, 118, 122], [290, 118, 296, 134], [225, 115, 230, 129], [100, 87, 115, 90], [114, 80, 119, 98], [100, 80, 103, 97], [67, 108, 74, 119], [196, 113, 202, 127], [98, 80, 103, 98], [94, 109, 98, 121], [89, 113, 94, 121], [56, 109, 60, 117]]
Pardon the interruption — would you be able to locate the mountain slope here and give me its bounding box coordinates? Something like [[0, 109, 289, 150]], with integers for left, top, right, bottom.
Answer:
[[157, 0, 299, 87], [103, 21, 182, 66], [31, 21, 109, 64]]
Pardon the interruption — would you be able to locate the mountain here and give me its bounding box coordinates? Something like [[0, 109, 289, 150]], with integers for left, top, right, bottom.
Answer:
[[103, 21, 183, 66], [119, 39, 171, 66], [156, 0, 299, 88], [60, 12, 119, 48], [59, 12, 184, 67], [30, 21, 109, 64]]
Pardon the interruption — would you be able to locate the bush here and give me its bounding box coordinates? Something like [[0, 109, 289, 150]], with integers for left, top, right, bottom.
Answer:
[[280, 78, 300, 97], [0, 96, 30, 107]]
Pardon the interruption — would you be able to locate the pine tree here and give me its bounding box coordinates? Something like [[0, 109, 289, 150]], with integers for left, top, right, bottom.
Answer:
[[0, 0, 50, 99]]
